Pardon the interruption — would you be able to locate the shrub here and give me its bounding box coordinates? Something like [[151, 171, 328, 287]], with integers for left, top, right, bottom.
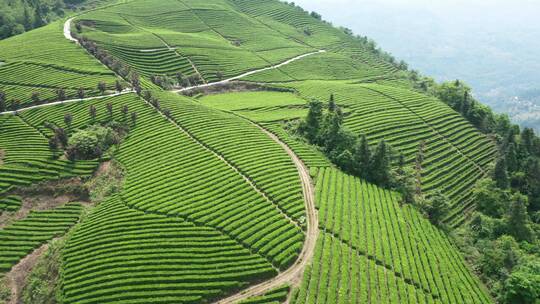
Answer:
[[66, 130, 100, 160]]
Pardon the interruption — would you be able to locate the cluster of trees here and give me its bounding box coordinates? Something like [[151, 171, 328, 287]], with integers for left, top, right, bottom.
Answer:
[[140, 90, 173, 119], [0, 0, 52, 39], [451, 111, 540, 302], [47, 103, 137, 160], [77, 36, 137, 90], [297, 95, 397, 187], [0, 0, 92, 40], [454, 176, 540, 303], [296, 95, 454, 226], [149, 72, 204, 90]]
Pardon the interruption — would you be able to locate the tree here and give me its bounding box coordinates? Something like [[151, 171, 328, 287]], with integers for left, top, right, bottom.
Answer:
[[98, 81, 107, 95], [89, 105, 97, 120], [335, 149, 354, 173], [130, 112, 137, 125], [473, 178, 508, 218], [11, 99, 20, 110], [353, 134, 371, 178], [503, 260, 540, 304], [66, 130, 99, 160], [422, 191, 450, 226], [151, 98, 160, 110], [216, 71, 223, 81], [31, 92, 40, 103], [328, 94, 336, 112], [301, 100, 324, 144], [130, 72, 141, 94], [320, 110, 343, 152], [121, 105, 129, 118], [78, 88, 85, 99], [54, 127, 68, 147], [0, 91, 6, 112], [64, 113, 73, 128], [310, 11, 322, 20], [163, 108, 172, 119], [142, 91, 152, 102], [106, 103, 113, 117], [392, 166, 417, 204], [370, 140, 392, 186], [494, 157, 509, 189], [520, 128, 535, 155], [506, 143, 519, 172], [175, 72, 183, 84], [56, 88, 66, 101], [115, 80, 123, 93], [506, 193, 534, 242]]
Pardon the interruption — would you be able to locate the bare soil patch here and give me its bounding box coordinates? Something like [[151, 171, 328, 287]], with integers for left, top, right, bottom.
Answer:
[[0, 178, 89, 228], [4, 243, 49, 304], [0, 149, 5, 166]]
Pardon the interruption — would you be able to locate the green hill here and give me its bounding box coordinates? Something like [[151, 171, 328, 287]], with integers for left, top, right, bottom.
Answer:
[[0, 0, 538, 303]]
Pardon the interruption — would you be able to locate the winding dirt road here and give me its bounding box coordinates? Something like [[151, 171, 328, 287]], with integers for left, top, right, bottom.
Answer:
[[172, 49, 325, 93], [64, 17, 78, 42], [214, 124, 319, 304]]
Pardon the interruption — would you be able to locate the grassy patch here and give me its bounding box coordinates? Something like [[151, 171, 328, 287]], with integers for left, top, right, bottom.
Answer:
[[85, 159, 125, 203], [21, 238, 65, 304]]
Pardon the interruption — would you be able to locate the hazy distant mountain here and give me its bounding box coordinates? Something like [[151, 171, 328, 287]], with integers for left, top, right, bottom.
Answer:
[[294, 0, 540, 131]]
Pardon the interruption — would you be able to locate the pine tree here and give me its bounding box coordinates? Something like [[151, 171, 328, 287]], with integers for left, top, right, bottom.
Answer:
[[89, 105, 97, 120], [494, 157, 509, 189], [115, 80, 123, 93], [64, 113, 73, 128], [506, 193, 533, 242], [0, 91, 6, 112], [354, 134, 371, 179], [506, 143, 519, 172], [303, 100, 324, 144], [328, 94, 336, 112], [23, 5, 33, 31], [336, 149, 354, 173], [370, 140, 392, 186], [98, 81, 107, 95]]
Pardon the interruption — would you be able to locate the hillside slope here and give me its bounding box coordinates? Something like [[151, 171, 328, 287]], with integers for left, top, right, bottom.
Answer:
[[0, 0, 503, 303]]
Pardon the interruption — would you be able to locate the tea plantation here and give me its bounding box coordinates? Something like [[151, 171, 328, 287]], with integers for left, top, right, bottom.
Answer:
[[0, 0, 524, 303]]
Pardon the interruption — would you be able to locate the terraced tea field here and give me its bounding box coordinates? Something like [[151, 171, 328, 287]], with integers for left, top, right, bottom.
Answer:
[[0, 0, 503, 302], [0, 21, 121, 108], [277, 81, 497, 226], [291, 168, 491, 304]]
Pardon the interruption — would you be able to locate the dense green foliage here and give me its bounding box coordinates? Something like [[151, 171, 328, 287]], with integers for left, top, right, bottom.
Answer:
[[297, 99, 395, 188]]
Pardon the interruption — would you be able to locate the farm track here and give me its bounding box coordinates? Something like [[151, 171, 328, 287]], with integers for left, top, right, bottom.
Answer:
[[173, 50, 326, 93], [213, 122, 319, 304]]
